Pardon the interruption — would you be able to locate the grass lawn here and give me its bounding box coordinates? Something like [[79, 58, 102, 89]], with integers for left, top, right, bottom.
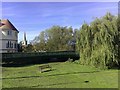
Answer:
[[2, 62, 118, 88]]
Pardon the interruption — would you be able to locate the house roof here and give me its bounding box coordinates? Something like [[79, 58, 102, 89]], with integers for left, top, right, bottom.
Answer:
[[0, 19, 19, 33]]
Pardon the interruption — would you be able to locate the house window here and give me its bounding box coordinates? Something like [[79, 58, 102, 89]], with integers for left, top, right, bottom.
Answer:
[[7, 31, 9, 35], [8, 30, 12, 36], [14, 43, 16, 48], [9, 41, 13, 48], [11, 43, 13, 48], [15, 32, 17, 37], [6, 41, 13, 48], [6, 41, 9, 48], [9, 41, 11, 48]]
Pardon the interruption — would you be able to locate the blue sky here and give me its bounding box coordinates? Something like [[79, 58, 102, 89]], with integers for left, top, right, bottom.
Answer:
[[1, 2, 118, 43]]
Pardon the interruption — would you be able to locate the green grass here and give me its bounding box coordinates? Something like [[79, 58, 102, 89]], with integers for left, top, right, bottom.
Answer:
[[2, 62, 118, 88]]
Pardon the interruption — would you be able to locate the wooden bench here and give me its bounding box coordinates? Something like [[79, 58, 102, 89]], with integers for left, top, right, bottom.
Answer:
[[39, 64, 52, 73]]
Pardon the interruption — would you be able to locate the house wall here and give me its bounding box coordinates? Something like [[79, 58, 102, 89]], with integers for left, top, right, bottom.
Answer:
[[2, 29, 18, 40], [0, 29, 18, 53], [0, 30, 2, 53]]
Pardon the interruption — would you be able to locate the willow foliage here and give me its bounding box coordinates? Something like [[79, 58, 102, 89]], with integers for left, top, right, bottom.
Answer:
[[76, 13, 119, 69]]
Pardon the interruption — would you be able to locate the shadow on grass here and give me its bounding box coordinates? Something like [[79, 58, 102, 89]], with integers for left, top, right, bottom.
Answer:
[[31, 81, 84, 87], [2, 70, 100, 80]]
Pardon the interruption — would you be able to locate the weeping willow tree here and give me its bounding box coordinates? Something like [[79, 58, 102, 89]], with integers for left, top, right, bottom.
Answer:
[[76, 13, 119, 69]]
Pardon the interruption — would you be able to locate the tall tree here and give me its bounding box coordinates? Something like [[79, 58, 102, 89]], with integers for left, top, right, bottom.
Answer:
[[31, 26, 74, 52], [76, 13, 119, 69]]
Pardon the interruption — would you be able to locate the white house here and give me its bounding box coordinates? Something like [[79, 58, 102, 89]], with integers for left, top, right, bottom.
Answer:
[[0, 19, 19, 53]]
